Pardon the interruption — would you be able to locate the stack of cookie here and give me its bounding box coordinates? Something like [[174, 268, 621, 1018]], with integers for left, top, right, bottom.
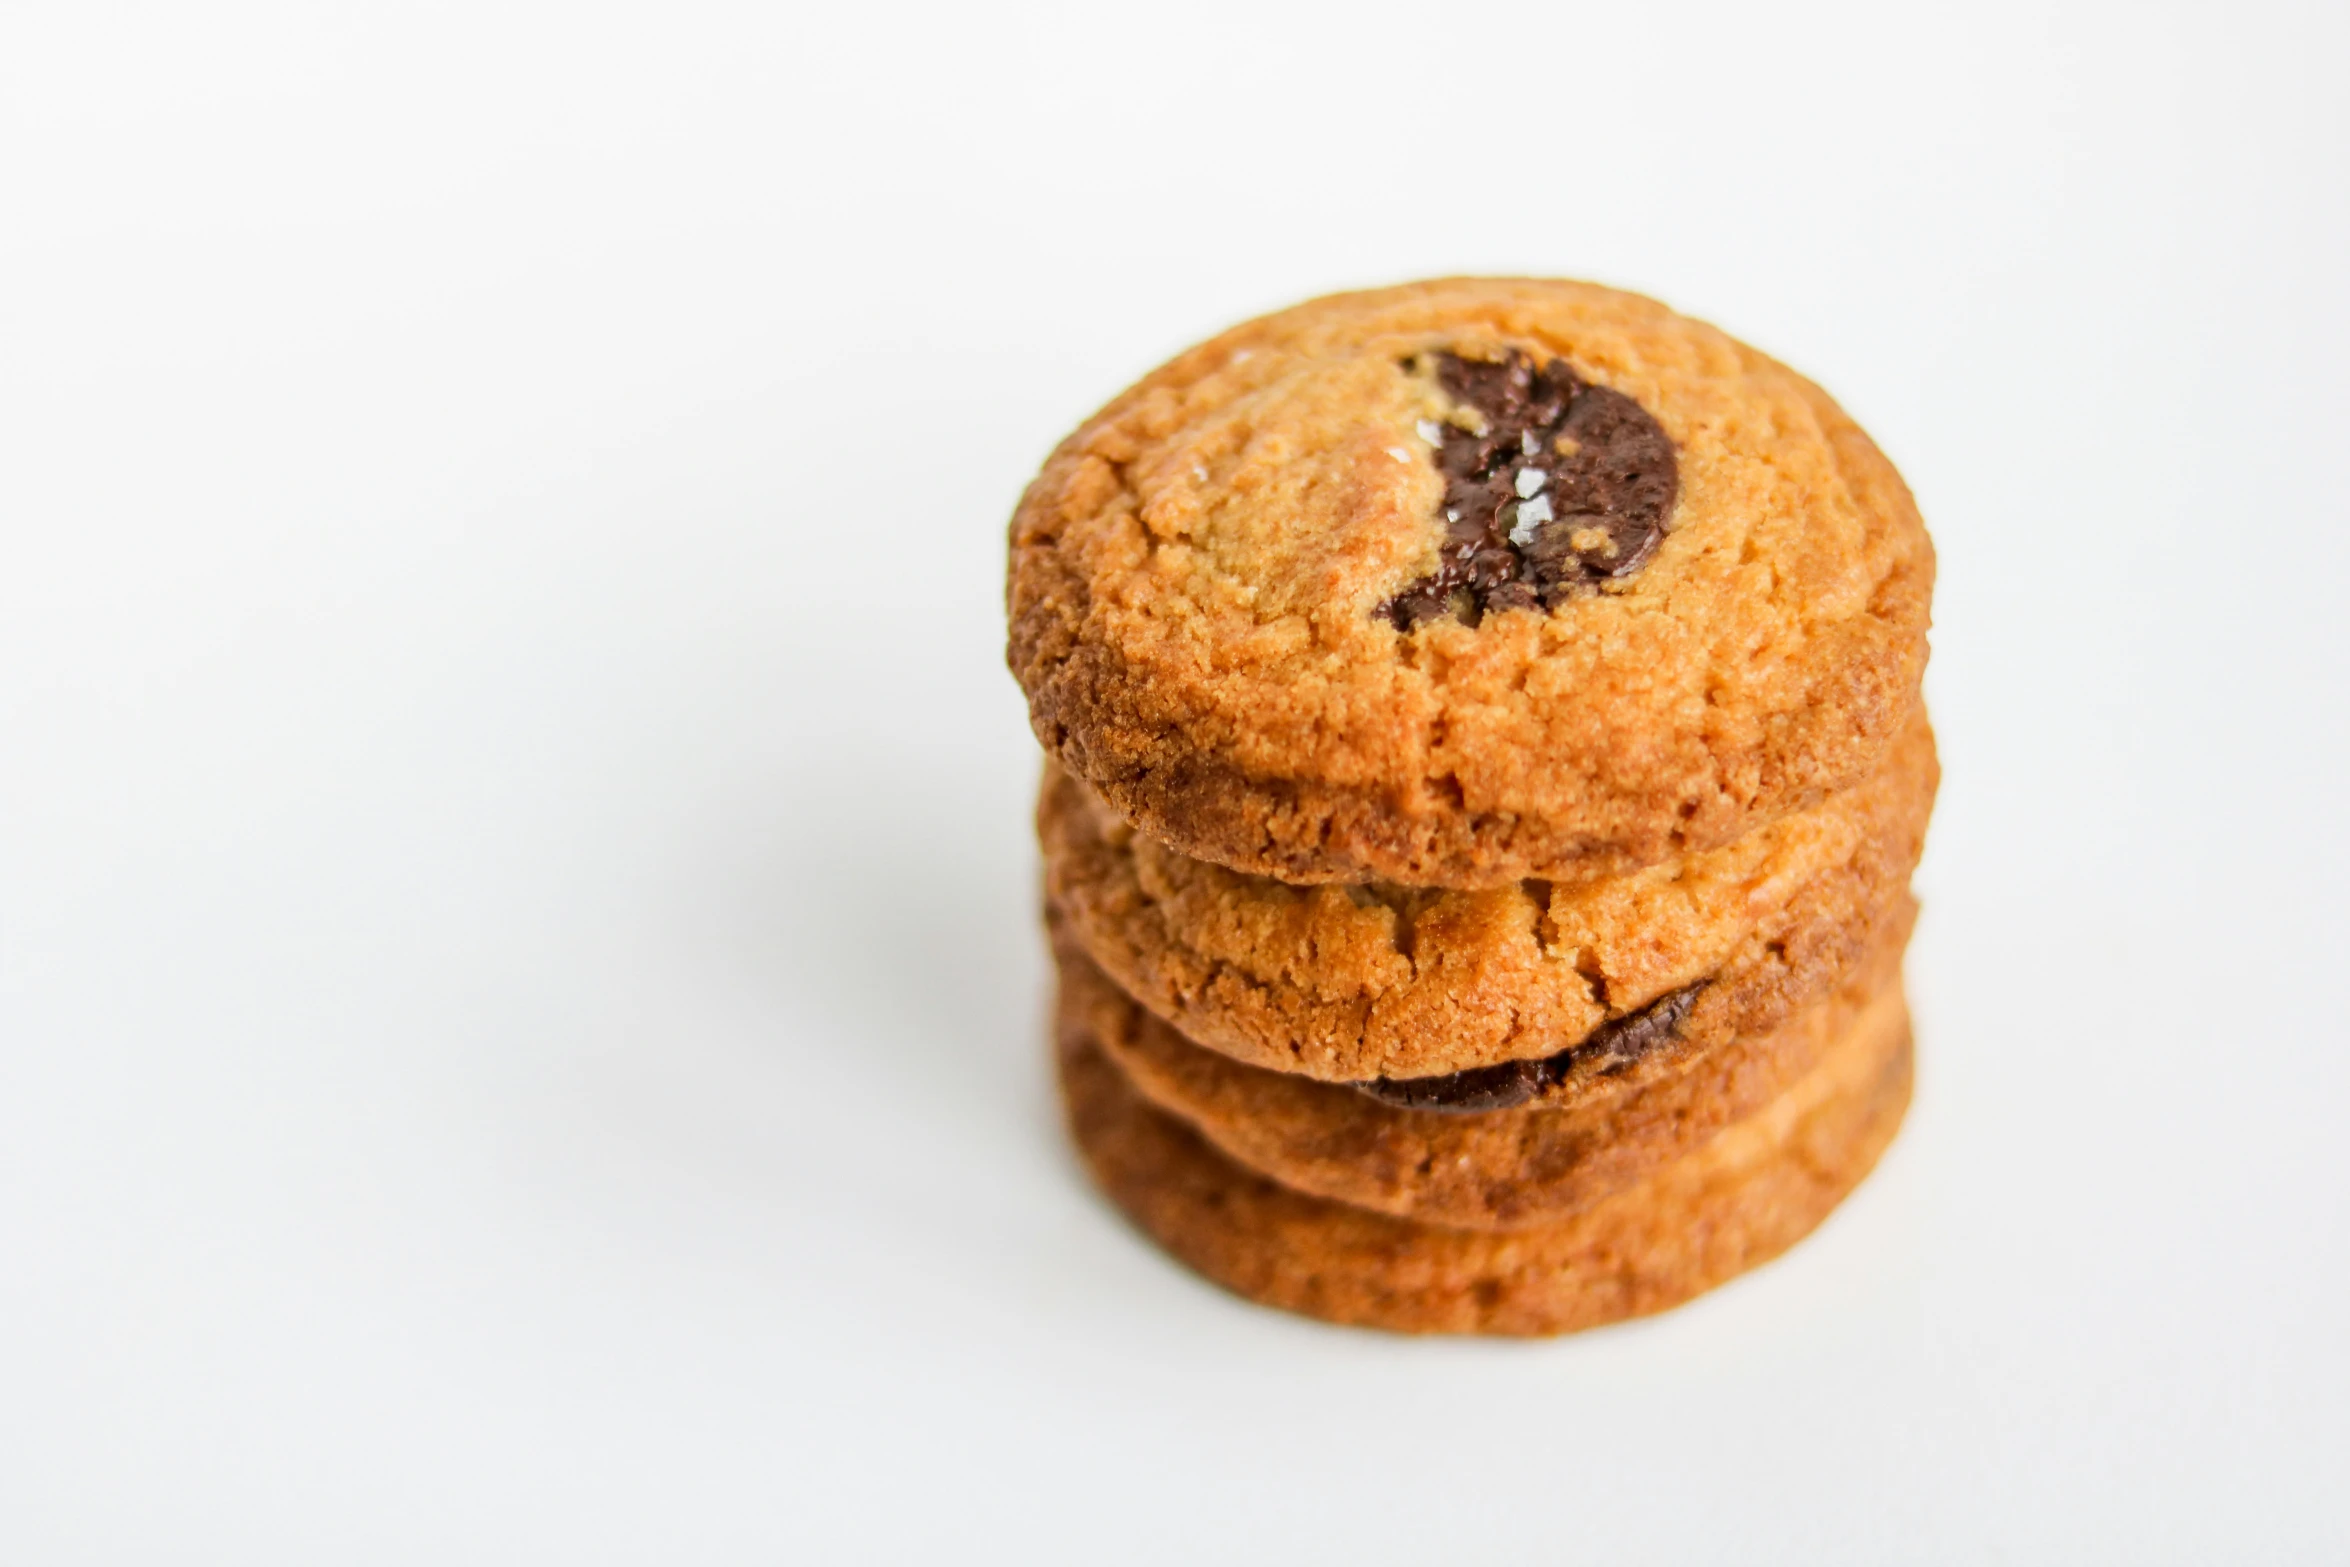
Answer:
[[1006, 280, 1936, 1335]]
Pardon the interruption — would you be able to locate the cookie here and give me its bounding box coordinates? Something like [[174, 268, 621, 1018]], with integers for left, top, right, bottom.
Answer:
[[1059, 903, 1911, 1231], [1057, 979, 1913, 1336], [1007, 278, 1934, 887], [1041, 711, 1935, 1084]]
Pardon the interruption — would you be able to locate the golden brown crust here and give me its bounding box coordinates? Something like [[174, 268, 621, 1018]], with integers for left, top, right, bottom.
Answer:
[[1062, 915, 1909, 1231], [1056, 985, 1912, 1337], [1008, 278, 1934, 887], [1042, 713, 1935, 1082]]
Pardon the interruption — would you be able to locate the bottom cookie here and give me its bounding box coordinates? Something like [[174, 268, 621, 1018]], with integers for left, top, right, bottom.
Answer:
[[1057, 987, 1912, 1337]]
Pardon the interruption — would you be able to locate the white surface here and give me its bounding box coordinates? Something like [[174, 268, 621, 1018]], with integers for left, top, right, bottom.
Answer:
[[4, 2, 2346, 1560]]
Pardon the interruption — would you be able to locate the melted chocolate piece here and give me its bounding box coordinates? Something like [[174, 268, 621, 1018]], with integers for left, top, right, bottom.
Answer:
[[1349, 1055, 1551, 1115], [1380, 349, 1678, 630], [1352, 981, 1707, 1114]]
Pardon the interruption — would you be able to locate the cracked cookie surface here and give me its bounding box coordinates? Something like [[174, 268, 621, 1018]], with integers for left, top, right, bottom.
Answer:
[[1040, 712, 1935, 1083], [1060, 917, 1908, 1231], [1007, 277, 1934, 887]]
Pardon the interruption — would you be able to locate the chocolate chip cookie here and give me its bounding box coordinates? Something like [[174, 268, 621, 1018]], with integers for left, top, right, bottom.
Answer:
[[1013, 277, 1935, 1336], [1057, 979, 1913, 1336], [1042, 712, 1935, 1084], [1057, 901, 1912, 1231], [1007, 278, 1934, 887]]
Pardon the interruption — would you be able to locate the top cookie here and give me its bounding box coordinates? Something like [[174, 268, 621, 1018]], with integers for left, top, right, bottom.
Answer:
[[1007, 279, 1932, 887]]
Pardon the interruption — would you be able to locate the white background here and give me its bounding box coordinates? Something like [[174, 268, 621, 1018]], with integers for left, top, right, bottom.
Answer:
[[4, 2, 2345, 1560]]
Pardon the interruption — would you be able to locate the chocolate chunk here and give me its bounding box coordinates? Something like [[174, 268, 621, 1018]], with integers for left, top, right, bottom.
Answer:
[[1348, 1056, 1549, 1114], [1351, 980, 1707, 1114], [1569, 981, 1703, 1074], [1380, 349, 1678, 630]]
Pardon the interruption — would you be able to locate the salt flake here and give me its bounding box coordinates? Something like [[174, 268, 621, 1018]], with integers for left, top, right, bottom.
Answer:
[[1515, 467, 1547, 498], [1508, 494, 1554, 545]]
